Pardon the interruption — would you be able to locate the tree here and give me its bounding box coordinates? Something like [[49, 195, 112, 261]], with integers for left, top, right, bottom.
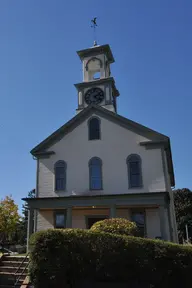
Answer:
[[174, 188, 192, 243], [22, 189, 35, 229], [18, 189, 36, 245], [0, 196, 20, 245]]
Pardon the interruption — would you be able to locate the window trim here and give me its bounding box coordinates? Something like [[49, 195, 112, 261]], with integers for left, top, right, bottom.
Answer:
[[127, 154, 143, 189], [89, 157, 103, 190], [85, 57, 103, 71], [54, 160, 67, 191], [88, 117, 101, 141], [54, 210, 67, 229]]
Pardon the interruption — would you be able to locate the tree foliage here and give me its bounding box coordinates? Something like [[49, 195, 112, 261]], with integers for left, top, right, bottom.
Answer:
[[0, 196, 20, 244], [29, 229, 192, 288], [22, 189, 35, 229], [18, 189, 35, 245], [174, 188, 192, 243], [90, 218, 138, 236]]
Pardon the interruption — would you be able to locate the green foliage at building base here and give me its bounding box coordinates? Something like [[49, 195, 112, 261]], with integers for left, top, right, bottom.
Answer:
[[90, 218, 138, 236], [29, 228, 192, 288]]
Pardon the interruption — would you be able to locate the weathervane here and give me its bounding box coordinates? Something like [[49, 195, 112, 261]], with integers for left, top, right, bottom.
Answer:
[[91, 17, 98, 46]]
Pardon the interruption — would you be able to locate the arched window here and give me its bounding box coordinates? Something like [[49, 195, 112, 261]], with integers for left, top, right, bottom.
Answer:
[[88, 117, 101, 140], [55, 160, 67, 191], [89, 157, 102, 190], [127, 154, 142, 188], [85, 57, 103, 81]]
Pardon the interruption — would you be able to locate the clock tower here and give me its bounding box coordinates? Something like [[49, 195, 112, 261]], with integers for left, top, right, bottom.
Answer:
[[74, 44, 119, 113]]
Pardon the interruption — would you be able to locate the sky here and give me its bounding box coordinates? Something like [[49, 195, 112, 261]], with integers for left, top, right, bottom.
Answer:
[[0, 0, 192, 212]]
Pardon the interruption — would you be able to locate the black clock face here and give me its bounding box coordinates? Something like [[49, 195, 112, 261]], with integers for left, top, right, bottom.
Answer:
[[84, 87, 104, 105]]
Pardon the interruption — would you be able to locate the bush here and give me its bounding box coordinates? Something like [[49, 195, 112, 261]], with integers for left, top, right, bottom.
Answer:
[[90, 218, 137, 236], [29, 229, 192, 288]]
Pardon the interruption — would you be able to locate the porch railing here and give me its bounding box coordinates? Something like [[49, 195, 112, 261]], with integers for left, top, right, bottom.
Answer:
[[14, 253, 30, 287]]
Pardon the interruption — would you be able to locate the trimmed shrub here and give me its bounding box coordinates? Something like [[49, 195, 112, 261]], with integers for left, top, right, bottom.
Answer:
[[90, 218, 137, 236], [29, 229, 192, 288]]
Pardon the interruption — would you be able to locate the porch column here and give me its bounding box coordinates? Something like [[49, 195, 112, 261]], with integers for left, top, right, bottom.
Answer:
[[167, 205, 173, 242], [110, 204, 116, 218], [33, 209, 37, 233], [159, 205, 167, 241], [27, 208, 34, 252], [66, 206, 72, 228]]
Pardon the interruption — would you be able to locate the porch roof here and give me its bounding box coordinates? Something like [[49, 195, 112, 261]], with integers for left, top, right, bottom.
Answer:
[[22, 192, 169, 209]]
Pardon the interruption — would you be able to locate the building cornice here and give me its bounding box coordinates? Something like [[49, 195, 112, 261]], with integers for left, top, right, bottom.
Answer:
[[77, 44, 115, 63], [74, 77, 119, 97]]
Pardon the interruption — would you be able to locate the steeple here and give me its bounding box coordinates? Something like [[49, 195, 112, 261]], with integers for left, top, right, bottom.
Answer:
[[74, 44, 119, 114]]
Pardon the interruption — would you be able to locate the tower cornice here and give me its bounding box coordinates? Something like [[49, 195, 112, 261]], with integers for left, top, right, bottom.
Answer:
[[77, 44, 115, 63], [74, 77, 119, 97]]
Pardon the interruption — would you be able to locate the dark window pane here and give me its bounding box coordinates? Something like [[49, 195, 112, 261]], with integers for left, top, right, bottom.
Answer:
[[56, 161, 66, 168], [91, 158, 101, 166], [56, 178, 65, 190], [130, 174, 140, 187], [87, 217, 107, 229], [55, 161, 66, 190], [56, 167, 65, 178], [89, 158, 102, 190], [91, 165, 101, 178], [89, 118, 100, 140], [132, 213, 145, 226], [91, 177, 102, 189], [130, 162, 140, 175], [132, 212, 145, 237], [129, 155, 140, 162], [128, 156, 142, 188], [55, 214, 65, 228]]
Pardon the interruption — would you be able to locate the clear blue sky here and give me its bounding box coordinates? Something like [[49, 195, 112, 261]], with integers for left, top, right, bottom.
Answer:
[[0, 0, 191, 212]]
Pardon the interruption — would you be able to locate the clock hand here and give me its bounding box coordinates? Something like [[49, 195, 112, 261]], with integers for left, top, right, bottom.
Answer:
[[91, 91, 99, 98], [91, 96, 97, 102]]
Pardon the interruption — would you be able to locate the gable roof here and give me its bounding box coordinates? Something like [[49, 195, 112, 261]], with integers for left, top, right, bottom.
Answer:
[[31, 105, 175, 186]]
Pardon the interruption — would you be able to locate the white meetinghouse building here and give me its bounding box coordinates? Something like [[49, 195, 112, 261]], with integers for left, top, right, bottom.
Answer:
[[23, 43, 178, 247]]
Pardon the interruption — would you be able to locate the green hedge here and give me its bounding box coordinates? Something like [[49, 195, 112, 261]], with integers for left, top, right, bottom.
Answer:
[[90, 218, 137, 236], [29, 229, 192, 288]]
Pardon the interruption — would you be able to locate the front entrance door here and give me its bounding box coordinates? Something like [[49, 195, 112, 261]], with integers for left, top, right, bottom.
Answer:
[[87, 217, 107, 229]]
